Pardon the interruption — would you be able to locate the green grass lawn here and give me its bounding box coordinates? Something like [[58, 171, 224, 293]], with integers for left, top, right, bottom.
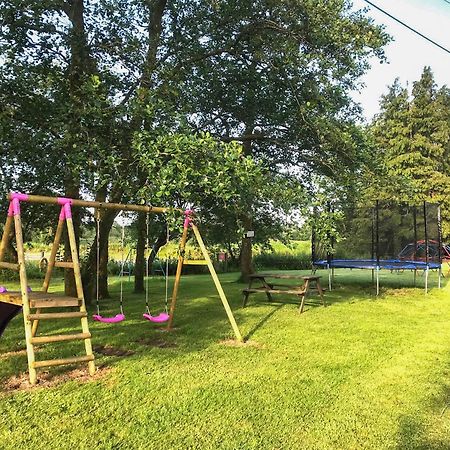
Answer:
[[1, 268, 450, 449]]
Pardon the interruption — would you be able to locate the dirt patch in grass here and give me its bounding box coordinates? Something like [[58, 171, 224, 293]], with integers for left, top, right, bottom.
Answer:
[[220, 339, 265, 349], [135, 337, 177, 348], [93, 344, 135, 357], [0, 348, 28, 360], [2, 366, 111, 392]]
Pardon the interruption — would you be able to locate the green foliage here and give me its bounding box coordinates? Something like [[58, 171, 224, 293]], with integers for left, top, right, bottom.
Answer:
[[0, 0, 390, 278], [0, 262, 61, 281], [369, 67, 450, 237], [134, 132, 264, 209], [370, 67, 450, 204], [254, 253, 311, 271]]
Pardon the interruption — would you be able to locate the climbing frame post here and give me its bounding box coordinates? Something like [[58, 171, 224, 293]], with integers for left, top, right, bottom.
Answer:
[[166, 218, 190, 331], [0, 208, 13, 262], [11, 198, 37, 384], [64, 202, 95, 376]]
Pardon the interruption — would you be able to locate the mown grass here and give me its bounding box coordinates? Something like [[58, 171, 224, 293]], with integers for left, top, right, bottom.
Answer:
[[1, 268, 450, 449]]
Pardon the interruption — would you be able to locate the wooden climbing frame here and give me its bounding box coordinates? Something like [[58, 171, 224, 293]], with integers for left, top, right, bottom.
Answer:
[[0, 193, 243, 384]]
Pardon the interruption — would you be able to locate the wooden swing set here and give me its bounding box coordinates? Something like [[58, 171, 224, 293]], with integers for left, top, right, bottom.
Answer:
[[0, 192, 243, 385]]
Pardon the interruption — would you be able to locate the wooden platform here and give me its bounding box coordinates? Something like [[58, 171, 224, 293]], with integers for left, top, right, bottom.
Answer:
[[0, 291, 81, 308]]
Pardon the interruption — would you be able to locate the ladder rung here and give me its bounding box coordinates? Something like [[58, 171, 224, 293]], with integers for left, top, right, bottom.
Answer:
[[28, 312, 87, 320], [0, 261, 19, 270], [54, 261, 75, 269], [183, 260, 209, 265], [30, 298, 81, 308], [33, 354, 94, 368], [30, 333, 91, 344]]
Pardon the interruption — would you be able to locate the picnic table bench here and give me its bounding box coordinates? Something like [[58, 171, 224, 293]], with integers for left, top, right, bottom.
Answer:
[[242, 273, 325, 313]]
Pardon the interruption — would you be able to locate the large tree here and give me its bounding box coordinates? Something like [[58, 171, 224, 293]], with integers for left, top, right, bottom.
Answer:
[[1, 0, 390, 289], [370, 67, 450, 235]]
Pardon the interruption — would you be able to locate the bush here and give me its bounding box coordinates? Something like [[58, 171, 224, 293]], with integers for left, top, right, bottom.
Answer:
[[108, 259, 132, 276], [254, 253, 311, 271], [107, 258, 208, 276], [0, 261, 64, 282]]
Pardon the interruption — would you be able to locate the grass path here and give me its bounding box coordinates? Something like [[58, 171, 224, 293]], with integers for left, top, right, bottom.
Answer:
[[0, 269, 449, 449]]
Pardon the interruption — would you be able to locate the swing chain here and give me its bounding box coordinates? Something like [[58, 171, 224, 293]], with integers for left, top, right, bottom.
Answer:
[[144, 214, 170, 315], [95, 209, 100, 316], [118, 211, 125, 315], [145, 213, 151, 315]]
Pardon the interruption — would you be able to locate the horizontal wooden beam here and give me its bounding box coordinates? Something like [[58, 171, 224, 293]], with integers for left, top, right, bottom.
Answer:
[[30, 298, 81, 308], [30, 333, 91, 344], [7, 193, 182, 214], [183, 260, 209, 265], [33, 354, 94, 368], [0, 261, 19, 271], [28, 312, 87, 320], [54, 261, 74, 269]]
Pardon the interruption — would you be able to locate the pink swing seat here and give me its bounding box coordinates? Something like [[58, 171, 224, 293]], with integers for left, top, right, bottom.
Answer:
[[143, 312, 170, 323], [93, 313, 125, 323]]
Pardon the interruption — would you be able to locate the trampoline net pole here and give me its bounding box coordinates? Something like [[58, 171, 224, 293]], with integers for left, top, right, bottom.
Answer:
[[376, 200, 380, 295], [423, 201, 429, 295], [311, 207, 316, 271], [376, 200, 380, 267], [376, 267, 380, 296], [413, 206, 417, 288], [328, 264, 332, 291]]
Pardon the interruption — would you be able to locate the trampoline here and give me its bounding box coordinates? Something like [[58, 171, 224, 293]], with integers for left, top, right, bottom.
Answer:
[[313, 259, 441, 271], [312, 200, 444, 295]]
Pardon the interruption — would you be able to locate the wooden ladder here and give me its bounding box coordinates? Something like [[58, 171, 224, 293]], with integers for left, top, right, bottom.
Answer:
[[0, 198, 95, 385]]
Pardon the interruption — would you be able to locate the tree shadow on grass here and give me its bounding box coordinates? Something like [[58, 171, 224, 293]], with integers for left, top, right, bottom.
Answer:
[[394, 381, 450, 450], [0, 274, 388, 387], [395, 414, 450, 450], [244, 303, 285, 340]]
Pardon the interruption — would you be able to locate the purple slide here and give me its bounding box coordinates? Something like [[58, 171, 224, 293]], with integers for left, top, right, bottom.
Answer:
[[0, 302, 22, 337]]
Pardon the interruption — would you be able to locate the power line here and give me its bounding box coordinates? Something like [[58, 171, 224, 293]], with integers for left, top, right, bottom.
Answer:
[[363, 0, 450, 56], [443, 0, 450, 5]]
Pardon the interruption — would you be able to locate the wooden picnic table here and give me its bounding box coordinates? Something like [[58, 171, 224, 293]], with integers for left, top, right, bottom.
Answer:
[[242, 273, 325, 313]]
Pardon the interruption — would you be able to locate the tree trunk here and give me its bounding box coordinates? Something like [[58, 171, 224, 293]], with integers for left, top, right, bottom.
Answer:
[[239, 216, 254, 283], [148, 231, 169, 272], [64, 0, 94, 297], [239, 124, 255, 281], [134, 213, 146, 293], [82, 208, 118, 303]]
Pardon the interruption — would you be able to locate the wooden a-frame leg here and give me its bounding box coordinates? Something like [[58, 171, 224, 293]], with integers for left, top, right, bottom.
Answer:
[[32, 215, 66, 337], [66, 210, 95, 376], [317, 279, 326, 307], [242, 291, 250, 307], [166, 223, 189, 331], [0, 214, 13, 262], [242, 278, 254, 307], [13, 205, 37, 384], [191, 224, 244, 342]]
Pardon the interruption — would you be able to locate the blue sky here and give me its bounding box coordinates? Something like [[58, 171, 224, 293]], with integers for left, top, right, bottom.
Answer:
[[351, 0, 450, 120]]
